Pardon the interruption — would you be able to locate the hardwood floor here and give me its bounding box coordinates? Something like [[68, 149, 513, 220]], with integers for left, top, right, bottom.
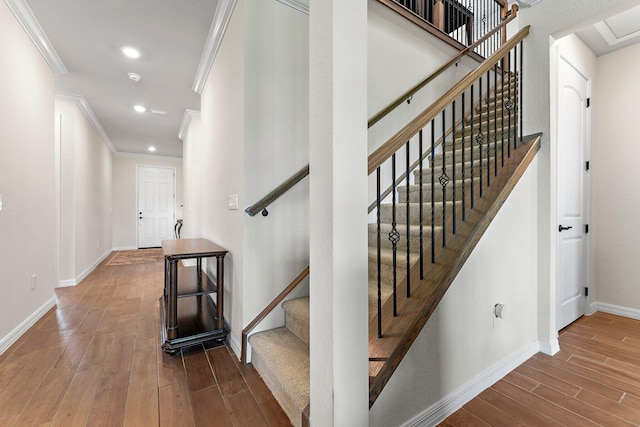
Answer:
[[441, 312, 640, 426], [0, 256, 291, 427]]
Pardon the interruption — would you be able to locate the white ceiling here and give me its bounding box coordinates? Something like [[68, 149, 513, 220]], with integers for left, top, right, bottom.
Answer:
[[575, 4, 640, 57], [25, 0, 220, 158]]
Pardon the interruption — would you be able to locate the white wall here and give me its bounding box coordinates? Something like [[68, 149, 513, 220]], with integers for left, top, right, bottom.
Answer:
[[181, 116, 202, 239], [111, 154, 182, 249], [56, 98, 114, 284], [184, 0, 311, 354], [592, 41, 640, 312], [197, 0, 246, 348], [0, 2, 56, 350], [370, 158, 539, 426], [518, 0, 638, 350], [243, 0, 310, 336]]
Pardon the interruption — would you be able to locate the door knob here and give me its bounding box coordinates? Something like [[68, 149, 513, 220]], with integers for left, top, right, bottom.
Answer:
[[558, 225, 573, 232]]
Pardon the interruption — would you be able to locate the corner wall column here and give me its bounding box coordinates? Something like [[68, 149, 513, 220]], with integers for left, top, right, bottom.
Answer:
[[309, 0, 369, 425]]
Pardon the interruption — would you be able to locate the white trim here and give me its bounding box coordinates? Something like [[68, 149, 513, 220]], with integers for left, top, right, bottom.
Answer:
[[193, 0, 237, 94], [57, 249, 112, 288], [594, 20, 640, 47], [114, 152, 182, 161], [538, 338, 560, 356], [0, 297, 56, 356], [588, 302, 598, 315], [57, 279, 77, 288], [593, 302, 640, 320], [4, 0, 68, 74], [178, 109, 201, 140], [228, 333, 242, 360], [112, 245, 138, 251], [55, 93, 116, 153], [401, 341, 540, 427], [275, 0, 309, 14]]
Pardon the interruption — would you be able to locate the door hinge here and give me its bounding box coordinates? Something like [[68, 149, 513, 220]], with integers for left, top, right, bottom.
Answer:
[[586, 98, 591, 108], [585, 224, 589, 233], [585, 287, 589, 297], [586, 161, 590, 171]]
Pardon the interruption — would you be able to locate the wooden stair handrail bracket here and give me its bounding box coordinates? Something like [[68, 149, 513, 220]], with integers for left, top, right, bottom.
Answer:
[[245, 165, 310, 217], [368, 25, 530, 175], [241, 266, 310, 364]]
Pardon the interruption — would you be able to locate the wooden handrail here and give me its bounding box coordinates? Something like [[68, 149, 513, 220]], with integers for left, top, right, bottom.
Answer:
[[368, 24, 530, 175], [241, 266, 310, 363], [368, 7, 518, 129], [245, 165, 309, 217]]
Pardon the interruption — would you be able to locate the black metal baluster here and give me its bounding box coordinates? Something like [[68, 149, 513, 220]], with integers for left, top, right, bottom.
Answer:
[[506, 49, 513, 159], [441, 110, 448, 248], [494, 63, 498, 177], [520, 40, 524, 143], [478, 76, 484, 198], [470, 83, 475, 209], [405, 141, 411, 298], [461, 92, 466, 222], [486, 69, 491, 187], [376, 168, 382, 338], [431, 120, 436, 264], [500, 67, 505, 168], [452, 100, 457, 235], [390, 154, 399, 317], [419, 130, 424, 279]]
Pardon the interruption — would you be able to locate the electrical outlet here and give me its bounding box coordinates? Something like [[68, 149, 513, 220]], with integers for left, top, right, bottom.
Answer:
[[97, 240, 100, 249], [0, 193, 3, 211], [31, 274, 36, 290]]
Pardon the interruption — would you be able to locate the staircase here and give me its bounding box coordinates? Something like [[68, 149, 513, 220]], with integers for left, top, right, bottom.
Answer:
[[245, 23, 536, 426]]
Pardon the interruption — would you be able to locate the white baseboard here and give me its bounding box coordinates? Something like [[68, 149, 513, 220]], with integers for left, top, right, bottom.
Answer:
[[57, 279, 77, 288], [402, 340, 540, 427], [0, 296, 56, 356], [228, 333, 242, 360], [56, 249, 112, 288], [588, 302, 598, 315], [593, 302, 640, 320], [538, 338, 560, 356], [112, 246, 137, 251]]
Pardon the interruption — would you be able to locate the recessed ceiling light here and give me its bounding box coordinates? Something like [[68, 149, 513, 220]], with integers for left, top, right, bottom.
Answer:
[[133, 105, 146, 113], [121, 46, 141, 59], [148, 146, 156, 152], [127, 72, 142, 82]]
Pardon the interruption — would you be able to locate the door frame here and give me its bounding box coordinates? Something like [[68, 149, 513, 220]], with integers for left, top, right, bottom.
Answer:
[[135, 164, 177, 248], [553, 45, 592, 331]]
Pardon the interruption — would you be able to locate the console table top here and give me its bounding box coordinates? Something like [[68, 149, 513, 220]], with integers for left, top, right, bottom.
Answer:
[[162, 238, 228, 259]]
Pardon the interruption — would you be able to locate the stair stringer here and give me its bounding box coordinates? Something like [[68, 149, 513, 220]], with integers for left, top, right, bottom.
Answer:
[[368, 133, 541, 407]]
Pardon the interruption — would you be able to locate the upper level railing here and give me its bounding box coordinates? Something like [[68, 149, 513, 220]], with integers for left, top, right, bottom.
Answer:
[[388, 0, 513, 58]]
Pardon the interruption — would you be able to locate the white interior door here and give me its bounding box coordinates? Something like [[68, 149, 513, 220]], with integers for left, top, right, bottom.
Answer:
[[138, 166, 175, 248], [556, 55, 590, 331]]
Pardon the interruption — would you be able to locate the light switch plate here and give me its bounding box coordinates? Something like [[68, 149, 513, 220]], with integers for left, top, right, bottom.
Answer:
[[228, 194, 239, 210]]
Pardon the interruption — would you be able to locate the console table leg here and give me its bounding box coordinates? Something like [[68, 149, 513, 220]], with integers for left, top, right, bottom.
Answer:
[[216, 256, 224, 330], [167, 259, 179, 340]]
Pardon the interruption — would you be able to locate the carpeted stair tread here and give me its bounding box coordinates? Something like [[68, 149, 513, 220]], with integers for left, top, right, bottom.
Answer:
[[283, 297, 310, 346], [250, 328, 309, 427]]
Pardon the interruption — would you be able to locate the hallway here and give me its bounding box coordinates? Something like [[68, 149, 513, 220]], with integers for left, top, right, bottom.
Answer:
[[0, 254, 290, 426]]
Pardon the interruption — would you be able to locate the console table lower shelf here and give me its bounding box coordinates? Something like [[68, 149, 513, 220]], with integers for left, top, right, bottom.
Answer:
[[159, 294, 229, 354]]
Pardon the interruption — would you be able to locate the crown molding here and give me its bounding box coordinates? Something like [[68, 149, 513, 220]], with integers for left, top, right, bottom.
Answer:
[[178, 109, 201, 140], [192, 0, 237, 94], [275, 0, 309, 15], [56, 93, 115, 153], [4, 0, 68, 74]]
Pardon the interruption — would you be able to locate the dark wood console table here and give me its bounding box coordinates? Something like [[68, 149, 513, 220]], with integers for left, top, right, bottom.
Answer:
[[160, 238, 229, 354]]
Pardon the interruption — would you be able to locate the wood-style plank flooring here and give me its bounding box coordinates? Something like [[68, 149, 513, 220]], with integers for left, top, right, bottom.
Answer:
[[0, 255, 291, 426], [441, 312, 640, 426]]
